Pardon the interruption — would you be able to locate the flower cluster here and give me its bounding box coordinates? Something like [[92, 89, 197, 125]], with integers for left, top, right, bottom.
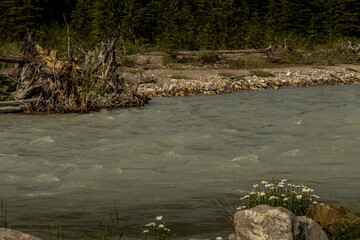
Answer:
[[143, 216, 171, 240], [237, 178, 320, 216]]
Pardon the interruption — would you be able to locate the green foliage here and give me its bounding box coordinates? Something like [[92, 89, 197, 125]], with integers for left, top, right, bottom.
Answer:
[[198, 51, 219, 64], [250, 71, 275, 78], [238, 178, 320, 216], [332, 217, 360, 240], [0, 75, 15, 101], [0, 0, 360, 52], [162, 53, 178, 66], [346, 68, 358, 72]]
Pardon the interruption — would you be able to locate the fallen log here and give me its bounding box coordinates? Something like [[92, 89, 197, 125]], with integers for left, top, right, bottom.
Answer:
[[0, 98, 38, 106], [177, 42, 282, 55], [0, 105, 23, 113], [0, 56, 30, 64]]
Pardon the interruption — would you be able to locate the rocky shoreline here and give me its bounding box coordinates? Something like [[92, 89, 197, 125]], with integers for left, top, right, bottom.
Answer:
[[136, 67, 360, 98]]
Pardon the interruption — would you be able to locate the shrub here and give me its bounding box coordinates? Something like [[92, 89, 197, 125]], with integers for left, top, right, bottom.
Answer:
[[119, 55, 135, 67], [0, 75, 15, 101], [198, 51, 219, 64], [237, 178, 320, 216], [162, 52, 178, 66]]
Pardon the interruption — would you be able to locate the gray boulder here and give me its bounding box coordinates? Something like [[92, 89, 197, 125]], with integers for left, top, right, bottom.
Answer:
[[234, 205, 328, 240], [0, 228, 41, 240]]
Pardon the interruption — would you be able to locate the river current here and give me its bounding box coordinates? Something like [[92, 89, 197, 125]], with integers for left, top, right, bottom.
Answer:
[[1, 85, 360, 239]]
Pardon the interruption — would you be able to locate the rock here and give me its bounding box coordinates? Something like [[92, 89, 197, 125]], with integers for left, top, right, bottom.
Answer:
[[306, 204, 357, 235], [0, 228, 41, 240], [234, 205, 328, 240], [298, 216, 329, 240]]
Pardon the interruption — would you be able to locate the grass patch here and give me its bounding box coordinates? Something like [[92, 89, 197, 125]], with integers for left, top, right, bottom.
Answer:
[[346, 68, 358, 72], [250, 70, 275, 78], [218, 72, 235, 78], [311, 66, 327, 69], [170, 75, 189, 79], [332, 217, 360, 240], [124, 70, 144, 74], [1, 200, 8, 228]]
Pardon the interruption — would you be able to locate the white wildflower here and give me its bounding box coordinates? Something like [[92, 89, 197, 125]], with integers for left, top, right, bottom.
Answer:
[[216, 237, 223, 240], [302, 188, 310, 193], [284, 198, 288, 201], [313, 201, 318, 204], [156, 216, 163, 221], [311, 195, 320, 199], [278, 184, 284, 188], [259, 192, 265, 197], [143, 230, 149, 233], [158, 224, 165, 229], [281, 194, 285, 197], [261, 181, 268, 184], [145, 223, 156, 227], [265, 184, 271, 188], [269, 196, 276, 200], [296, 195, 302, 199], [249, 191, 256, 195], [281, 179, 287, 182], [240, 195, 250, 200], [253, 184, 259, 188]]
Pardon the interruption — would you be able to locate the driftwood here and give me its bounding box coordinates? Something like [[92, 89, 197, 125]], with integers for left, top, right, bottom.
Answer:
[[0, 33, 149, 113], [177, 41, 287, 62], [0, 56, 30, 64], [342, 41, 360, 53]]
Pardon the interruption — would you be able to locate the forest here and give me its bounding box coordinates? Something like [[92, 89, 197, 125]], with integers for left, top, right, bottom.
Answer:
[[1, 0, 360, 52]]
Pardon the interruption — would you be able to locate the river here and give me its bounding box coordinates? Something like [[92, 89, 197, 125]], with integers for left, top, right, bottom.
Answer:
[[1, 85, 360, 239]]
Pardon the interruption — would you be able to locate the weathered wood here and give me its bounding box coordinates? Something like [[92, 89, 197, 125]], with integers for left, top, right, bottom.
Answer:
[[177, 43, 282, 55], [0, 105, 23, 113], [0, 56, 30, 64], [0, 98, 38, 106]]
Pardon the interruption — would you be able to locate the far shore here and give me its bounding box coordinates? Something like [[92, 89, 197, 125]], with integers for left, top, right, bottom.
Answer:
[[130, 63, 360, 98]]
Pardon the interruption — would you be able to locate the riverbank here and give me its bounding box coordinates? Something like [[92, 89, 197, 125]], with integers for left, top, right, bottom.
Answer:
[[133, 64, 360, 98]]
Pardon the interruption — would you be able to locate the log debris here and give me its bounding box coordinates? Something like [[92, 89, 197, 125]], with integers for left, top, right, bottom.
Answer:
[[0, 56, 30, 64], [0, 33, 149, 113]]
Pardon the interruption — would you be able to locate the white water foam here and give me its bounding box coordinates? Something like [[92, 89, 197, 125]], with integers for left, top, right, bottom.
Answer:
[[36, 173, 60, 183], [231, 154, 259, 163]]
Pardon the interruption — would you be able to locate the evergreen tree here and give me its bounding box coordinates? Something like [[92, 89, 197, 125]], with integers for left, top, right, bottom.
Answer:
[[0, 0, 44, 40]]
